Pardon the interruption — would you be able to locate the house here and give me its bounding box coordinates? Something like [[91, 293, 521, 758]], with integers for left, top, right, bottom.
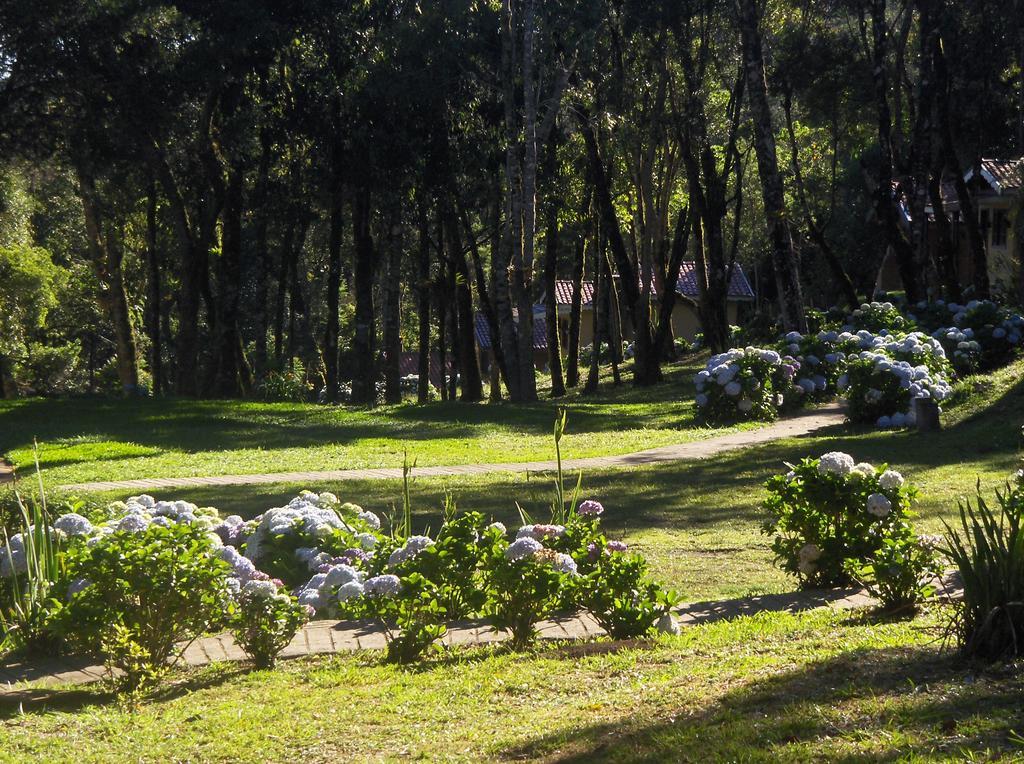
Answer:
[[543, 262, 756, 348], [472, 263, 755, 372], [474, 309, 550, 372], [879, 157, 1023, 297]]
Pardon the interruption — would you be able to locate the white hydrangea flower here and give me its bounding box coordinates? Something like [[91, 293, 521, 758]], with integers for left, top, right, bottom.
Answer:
[[817, 452, 855, 477], [866, 493, 892, 518], [357, 510, 381, 530], [242, 579, 279, 599], [878, 470, 904, 491], [850, 462, 876, 480], [337, 580, 364, 601]]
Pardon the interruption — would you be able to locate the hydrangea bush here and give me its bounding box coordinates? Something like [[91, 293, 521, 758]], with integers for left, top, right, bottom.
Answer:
[[3, 485, 676, 673], [694, 347, 799, 422], [762, 452, 918, 588], [230, 577, 311, 669], [843, 301, 912, 334], [839, 352, 953, 427]]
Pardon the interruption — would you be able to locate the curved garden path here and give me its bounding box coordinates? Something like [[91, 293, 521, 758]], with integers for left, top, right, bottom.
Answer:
[[55, 403, 845, 494]]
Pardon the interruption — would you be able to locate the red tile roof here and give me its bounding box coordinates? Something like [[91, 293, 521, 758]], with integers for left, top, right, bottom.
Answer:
[[550, 262, 754, 306]]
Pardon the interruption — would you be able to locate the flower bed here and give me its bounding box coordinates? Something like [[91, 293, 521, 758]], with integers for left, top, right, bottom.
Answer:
[[1, 490, 679, 681]]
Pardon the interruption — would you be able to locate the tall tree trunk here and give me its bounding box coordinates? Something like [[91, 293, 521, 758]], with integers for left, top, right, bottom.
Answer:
[[542, 131, 565, 397], [274, 218, 295, 365], [604, 242, 622, 386], [383, 205, 403, 405], [580, 113, 661, 386], [212, 166, 245, 397], [324, 185, 344, 402], [652, 208, 691, 355], [928, 162, 961, 302], [513, 0, 540, 401], [565, 233, 585, 388], [416, 195, 432, 404], [736, 0, 805, 331], [500, 0, 525, 402], [584, 220, 603, 394], [460, 202, 511, 396], [144, 182, 164, 395], [444, 203, 483, 401], [251, 126, 273, 376], [75, 164, 140, 395], [436, 216, 449, 401], [867, 0, 922, 303], [351, 189, 377, 405], [932, 32, 989, 298]]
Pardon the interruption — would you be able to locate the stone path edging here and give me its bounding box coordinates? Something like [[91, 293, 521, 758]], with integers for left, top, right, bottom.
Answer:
[[54, 404, 845, 494], [0, 576, 962, 695]]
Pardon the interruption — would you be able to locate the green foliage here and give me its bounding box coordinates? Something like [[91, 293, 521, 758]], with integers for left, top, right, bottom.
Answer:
[[0, 489, 64, 657], [762, 455, 917, 588], [0, 245, 62, 358], [846, 525, 942, 612], [580, 548, 679, 639], [255, 361, 313, 402], [367, 572, 448, 664], [60, 523, 234, 693], [485, 549, 574, 649], [231, 581, 310, 670], [943, 475, 1024, 662]]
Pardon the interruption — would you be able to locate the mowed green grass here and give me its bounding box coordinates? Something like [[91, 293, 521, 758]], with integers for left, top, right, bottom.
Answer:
[[0, 360, 761, 486], [3, 608, 1023, 762], [60, 359, 1024, 602], [2, 365, 1024, 761]]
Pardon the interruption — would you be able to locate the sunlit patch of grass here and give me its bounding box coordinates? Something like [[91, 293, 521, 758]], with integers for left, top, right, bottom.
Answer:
[[2, 608, 1022, 761]]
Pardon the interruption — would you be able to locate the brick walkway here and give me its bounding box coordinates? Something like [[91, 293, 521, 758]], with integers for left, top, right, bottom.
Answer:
[[0, 581, 886, 694], [55, 403, 845, 494]]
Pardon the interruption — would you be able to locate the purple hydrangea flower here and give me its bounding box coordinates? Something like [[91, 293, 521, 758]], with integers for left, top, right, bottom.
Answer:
[[578, 500, 604, 517]]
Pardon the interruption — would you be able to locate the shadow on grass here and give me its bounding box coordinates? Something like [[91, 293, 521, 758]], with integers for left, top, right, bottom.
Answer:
[[0, 662, 249, 719], [500, 645, 1024, 762], [0, 364, 705, 469]]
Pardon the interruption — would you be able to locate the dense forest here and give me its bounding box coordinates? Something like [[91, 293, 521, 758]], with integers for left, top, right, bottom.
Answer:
[[0, 0, 1022, 404]]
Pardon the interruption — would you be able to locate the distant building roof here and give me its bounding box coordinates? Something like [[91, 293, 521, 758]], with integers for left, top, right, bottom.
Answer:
[[474, 311, 548, 351], [548, 262, 754, 306], [965, 158, 1023, 194]]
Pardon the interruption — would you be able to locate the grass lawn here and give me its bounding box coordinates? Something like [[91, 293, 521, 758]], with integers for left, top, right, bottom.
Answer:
[[57, 359, 1024, 602], [2, 361, 1023, 762], [3, 608, 1023, 761], [0, 359, 762, 487]]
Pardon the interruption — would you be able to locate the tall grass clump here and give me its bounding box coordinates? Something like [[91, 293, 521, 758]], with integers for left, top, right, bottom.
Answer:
[[0, 458, 63, 657], [944, 475, 1024, 661]]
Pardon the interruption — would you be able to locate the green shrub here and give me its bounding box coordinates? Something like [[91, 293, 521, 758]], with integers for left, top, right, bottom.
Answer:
[[485, 538, 577, 648], [60, 523, 234, 693], [944, 476, 1024, 662], [230, 578, 310, 669], [847, 525, 942, 612], [762, 453, 917, 588], [580, 545, 679, 639], [255, 360, 313, 402], [362, 571, 447, 664]]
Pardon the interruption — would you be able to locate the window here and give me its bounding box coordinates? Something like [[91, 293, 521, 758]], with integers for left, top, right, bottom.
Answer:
[[992, 209, 1008, 247]]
